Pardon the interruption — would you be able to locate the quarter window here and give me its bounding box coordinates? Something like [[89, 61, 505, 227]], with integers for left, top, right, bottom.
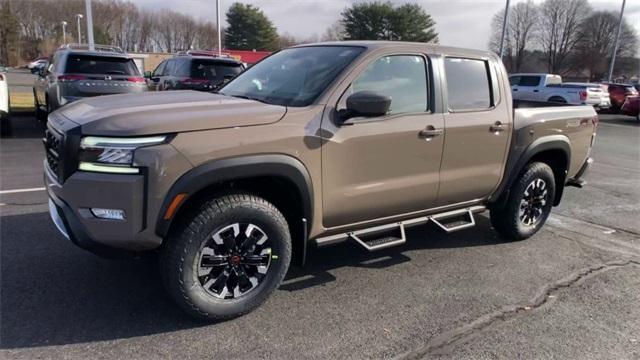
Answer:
[[445, 57, 492, 111], [348, 55, 428, 115]]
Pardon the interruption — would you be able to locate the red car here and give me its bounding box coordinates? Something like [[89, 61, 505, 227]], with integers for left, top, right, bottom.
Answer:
[[621, 96, 639, 121], [603, 83, 639, 110]]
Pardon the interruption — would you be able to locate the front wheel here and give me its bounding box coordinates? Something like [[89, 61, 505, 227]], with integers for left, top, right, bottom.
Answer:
[[160, 194, 291, 321], [491, 162, 556, 240]]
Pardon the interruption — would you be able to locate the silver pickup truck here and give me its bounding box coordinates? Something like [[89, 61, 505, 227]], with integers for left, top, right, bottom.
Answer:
[[44, 42, 597, 320]]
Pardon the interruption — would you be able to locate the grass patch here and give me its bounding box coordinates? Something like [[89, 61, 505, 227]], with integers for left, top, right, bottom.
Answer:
[[9, 92, 35, 113]]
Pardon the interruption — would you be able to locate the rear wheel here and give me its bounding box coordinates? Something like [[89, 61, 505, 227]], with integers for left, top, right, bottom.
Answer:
[[0, 112, 10, 137], [491, 162, 555, 240], [548, 96, 567, 104], [160, 194, 291, 321]]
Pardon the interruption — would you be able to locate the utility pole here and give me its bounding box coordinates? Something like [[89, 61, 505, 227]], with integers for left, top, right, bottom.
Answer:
[[76, 14, 83, 44], [61, 21, 67, 44], [216, 0, 222, 55], [498, 0, 511, 60], [85, 0, 95, 50], [607, 0, 626, 82]]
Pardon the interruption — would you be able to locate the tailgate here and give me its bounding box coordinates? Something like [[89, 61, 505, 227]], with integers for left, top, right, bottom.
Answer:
[[61, 75, 146, 96]]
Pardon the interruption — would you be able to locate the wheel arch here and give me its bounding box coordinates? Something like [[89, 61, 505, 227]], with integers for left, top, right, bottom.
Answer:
[[547, 95, 568, 103], [155, 154, 314, 239], [490, 135, 571, 208]]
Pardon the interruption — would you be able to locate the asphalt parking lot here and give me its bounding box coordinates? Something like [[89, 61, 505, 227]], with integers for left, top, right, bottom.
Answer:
[[1, 94, 639, 358]]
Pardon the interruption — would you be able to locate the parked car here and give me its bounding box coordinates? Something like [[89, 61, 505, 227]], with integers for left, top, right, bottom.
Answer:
[[602, 83, 639, 110], [45, 42, 597, 321], [0, 70, 9, 136], [509, 73, 606, 108], [28, 58, 48, 72], [33, 43, 146, 120], [620, 96, 639, 121], [560, 82, 610, 109], [145, 50, 244, 92]]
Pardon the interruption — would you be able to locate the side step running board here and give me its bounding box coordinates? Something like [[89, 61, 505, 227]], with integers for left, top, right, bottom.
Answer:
[[313, 205, 485, 252], [349, 223, 406, 251], [431, 209, 476, 233]]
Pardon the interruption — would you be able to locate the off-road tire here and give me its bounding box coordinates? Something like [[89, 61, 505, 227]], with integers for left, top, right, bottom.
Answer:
[[490, 162, 555, 240], [160, 194, 291, 321]]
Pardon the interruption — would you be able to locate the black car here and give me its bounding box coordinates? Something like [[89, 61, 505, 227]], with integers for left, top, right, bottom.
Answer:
[[33, 44, 146, 120], [145, 51, 244, 92]]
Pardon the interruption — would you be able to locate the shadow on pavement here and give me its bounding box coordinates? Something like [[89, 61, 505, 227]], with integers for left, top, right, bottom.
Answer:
[[1, 114, 45, 139], [597, 114, 639, 127], [1, 212, 504, 349]]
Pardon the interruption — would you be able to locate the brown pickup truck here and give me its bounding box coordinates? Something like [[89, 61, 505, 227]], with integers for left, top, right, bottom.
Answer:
[[44, 41, 597, 320]]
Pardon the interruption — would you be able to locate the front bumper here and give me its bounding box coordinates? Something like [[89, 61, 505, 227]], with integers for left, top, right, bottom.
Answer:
[[45, 163, 163, 255], [567, 157, 593, 188]]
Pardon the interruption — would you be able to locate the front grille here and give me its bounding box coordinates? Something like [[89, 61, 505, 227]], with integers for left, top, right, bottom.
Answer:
[[44, 128, 63, 179]]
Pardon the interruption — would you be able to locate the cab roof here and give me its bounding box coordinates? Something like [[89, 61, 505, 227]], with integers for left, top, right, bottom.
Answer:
[[293, 40, 496, 58]]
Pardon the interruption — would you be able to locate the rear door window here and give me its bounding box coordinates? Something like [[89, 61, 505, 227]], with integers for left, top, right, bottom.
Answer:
[[444, 57, 492, 111], [65, 55, 139, 75], [190, 59, 243, 81], [519, 76, 540, 86]]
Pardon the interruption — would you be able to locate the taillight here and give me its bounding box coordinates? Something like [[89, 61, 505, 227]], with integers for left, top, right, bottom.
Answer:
[[180, 78, 209, 85], [579, 90, 587, 101], [592, 115, 598, 127], [126, 77, 145, 83], [58, 74, 86, 82], [0, 74, 4, 81]]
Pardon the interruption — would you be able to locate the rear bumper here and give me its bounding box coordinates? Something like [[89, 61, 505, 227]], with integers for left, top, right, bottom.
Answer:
[[567, 157, 593, 188]]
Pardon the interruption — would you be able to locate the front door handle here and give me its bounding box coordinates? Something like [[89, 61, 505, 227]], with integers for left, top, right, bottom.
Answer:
[[419, 126, 443, 138], [490, 121, 506, 132]]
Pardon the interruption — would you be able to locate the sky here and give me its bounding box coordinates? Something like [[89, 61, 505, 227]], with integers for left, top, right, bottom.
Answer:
[[132, 0, 639, 51]]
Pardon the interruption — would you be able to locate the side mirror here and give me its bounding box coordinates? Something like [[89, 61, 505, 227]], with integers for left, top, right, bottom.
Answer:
[[339, 91, 391, 123], [143, 71, 152, 78]]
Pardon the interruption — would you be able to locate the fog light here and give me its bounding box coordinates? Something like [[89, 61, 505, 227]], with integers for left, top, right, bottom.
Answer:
[[91, 208, 126, 220]]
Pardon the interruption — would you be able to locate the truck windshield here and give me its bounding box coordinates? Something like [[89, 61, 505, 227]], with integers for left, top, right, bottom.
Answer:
[[219, 46, 365, 107]]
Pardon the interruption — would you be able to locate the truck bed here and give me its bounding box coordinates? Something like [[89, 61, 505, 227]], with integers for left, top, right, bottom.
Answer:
[[512, 100, 597, 180]]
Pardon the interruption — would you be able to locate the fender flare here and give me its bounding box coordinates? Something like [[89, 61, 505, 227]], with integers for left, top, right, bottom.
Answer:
[[155, 154, 314, 237], [491, 135, 571, 208]]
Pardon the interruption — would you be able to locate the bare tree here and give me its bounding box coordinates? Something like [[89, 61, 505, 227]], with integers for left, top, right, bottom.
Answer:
[[489, 0, 538, 72], [572, 11, 639, 81], [322, 20, 344, 41], [537, 0, 591, 74]]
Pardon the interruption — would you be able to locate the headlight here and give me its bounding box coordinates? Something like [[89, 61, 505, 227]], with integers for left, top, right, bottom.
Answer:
[[79, 135, 168, 174]]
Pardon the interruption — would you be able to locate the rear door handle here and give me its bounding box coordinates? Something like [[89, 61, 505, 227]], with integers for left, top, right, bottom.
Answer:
[[490, 121, 505, 132], [419, 126, 443, 138], [512, 88, 518, 92], [533, 89, 539, 92]]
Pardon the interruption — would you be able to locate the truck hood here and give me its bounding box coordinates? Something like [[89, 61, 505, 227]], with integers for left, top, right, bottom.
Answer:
[[57, 91, 287, 136]]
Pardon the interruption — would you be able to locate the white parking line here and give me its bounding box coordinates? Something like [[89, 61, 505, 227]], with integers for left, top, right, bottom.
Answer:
[[0, 187, 46, 195]]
